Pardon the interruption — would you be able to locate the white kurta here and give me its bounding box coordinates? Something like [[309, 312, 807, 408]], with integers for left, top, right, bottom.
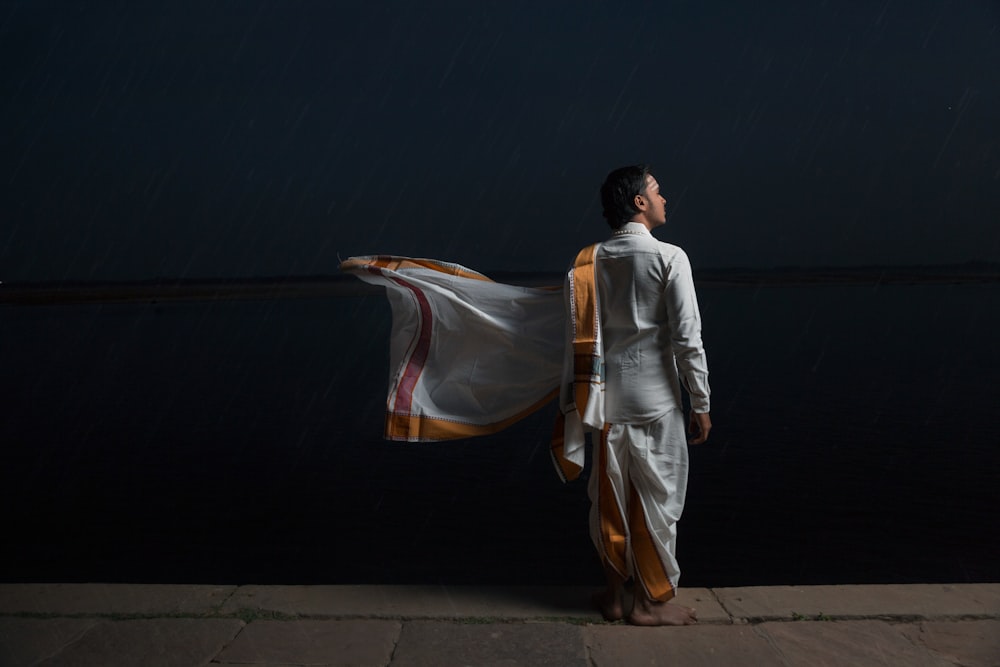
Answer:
[[597, 222, 710, 421]]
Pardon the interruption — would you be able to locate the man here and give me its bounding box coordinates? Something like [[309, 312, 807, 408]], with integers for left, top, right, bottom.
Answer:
[[342, 166, 710, 625], [561, 165, 711, 626]]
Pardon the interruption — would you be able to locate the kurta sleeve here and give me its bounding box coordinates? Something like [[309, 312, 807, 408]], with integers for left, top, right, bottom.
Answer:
[[663, 249, 711, 413]]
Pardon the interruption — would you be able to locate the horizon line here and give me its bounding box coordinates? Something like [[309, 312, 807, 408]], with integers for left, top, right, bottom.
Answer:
[[2, 262, 998, 306]]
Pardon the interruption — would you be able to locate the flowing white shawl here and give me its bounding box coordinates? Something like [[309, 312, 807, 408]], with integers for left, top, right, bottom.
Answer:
[[340, 254, 603, 479]]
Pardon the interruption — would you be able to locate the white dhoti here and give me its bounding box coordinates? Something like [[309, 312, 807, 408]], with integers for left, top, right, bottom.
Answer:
[[591, 410, 689, 601]]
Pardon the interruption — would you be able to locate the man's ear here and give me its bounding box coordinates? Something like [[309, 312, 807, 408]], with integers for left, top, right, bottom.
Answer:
[[634, 194, 645, 210]]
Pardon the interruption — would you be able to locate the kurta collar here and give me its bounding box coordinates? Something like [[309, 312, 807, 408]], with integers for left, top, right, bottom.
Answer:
[[612, 221, 652, 237]]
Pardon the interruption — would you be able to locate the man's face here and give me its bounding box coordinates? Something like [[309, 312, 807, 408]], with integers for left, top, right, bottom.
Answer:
[[637, 174, 667, 228]]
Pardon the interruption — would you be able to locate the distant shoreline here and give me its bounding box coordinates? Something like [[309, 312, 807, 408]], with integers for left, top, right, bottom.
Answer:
[[3, 264, 998, 306]]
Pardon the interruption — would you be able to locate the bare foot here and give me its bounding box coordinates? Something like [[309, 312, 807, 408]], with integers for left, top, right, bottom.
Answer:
[[627, 599, 698, 626], [592, 588, 626, 622]]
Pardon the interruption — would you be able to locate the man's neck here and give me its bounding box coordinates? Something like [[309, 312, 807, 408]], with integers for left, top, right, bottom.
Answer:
[[629, 214, 659, 233], [628, 218, 657, 232]]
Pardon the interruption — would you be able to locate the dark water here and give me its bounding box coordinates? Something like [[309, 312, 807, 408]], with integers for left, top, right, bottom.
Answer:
[[1, 283, 997, 587]]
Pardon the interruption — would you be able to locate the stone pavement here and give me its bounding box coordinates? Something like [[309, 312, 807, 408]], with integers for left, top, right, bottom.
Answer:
[[0, 583, 997, 666]]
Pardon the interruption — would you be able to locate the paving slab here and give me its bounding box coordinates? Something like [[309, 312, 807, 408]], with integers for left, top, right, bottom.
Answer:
[[757, 620, 955, 666], [0, 583, 236, 615], [222, 585, 600, 619], [0, 617, 102, 667], [220, 585, 728, 622], [30, 618, 244, 667], [683, 589, 729, 622], [899, 619, 1000, 667], [392, 620, 587, 666], [215, 619, 400, 666], [714, 584, 1000, 621], [585, 624, 782, 666]]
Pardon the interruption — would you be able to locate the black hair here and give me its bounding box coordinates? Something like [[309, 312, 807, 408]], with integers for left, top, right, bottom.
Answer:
[[599, 164, 651, 230]]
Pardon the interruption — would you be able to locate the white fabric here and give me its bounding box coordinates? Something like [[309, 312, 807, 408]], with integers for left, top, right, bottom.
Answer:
[[341, 256, 563, 439], [559, 411, 587, 471], [597, 222, 711, 421], [591, 409, 689, 591], [556, 247, 604, 472]]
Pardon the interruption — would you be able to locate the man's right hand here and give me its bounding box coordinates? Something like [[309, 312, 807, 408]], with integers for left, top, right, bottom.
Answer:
[[688, 411, 712, 444]]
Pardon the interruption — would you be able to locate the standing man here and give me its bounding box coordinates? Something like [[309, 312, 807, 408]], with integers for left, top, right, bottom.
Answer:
[[556, 165, 711, 626]]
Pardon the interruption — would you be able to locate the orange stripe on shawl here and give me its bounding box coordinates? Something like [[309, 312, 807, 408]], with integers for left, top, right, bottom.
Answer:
[[628, 484, 676, 602], [384, 388, 559, 441], [550, 243, 601, 481], [596, 424, 628, 580], [339, 256, 494, 282]]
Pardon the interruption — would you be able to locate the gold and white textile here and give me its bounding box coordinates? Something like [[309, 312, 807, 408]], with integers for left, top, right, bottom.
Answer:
[[339, 256, 562, 440]]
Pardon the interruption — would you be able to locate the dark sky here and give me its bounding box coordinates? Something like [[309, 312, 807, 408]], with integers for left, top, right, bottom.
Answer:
[[2, 0, 998, 281]]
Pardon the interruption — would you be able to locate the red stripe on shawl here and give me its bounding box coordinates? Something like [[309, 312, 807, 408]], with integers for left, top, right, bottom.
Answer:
[[365, 266, 433, 415]]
